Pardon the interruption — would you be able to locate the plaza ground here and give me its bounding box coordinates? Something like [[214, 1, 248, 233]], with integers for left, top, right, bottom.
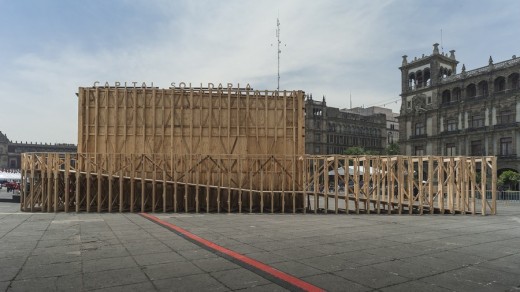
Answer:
[[0, 188, 519, 291]]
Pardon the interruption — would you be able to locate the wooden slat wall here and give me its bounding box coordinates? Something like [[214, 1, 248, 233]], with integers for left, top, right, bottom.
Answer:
[[21, 153, 497, 215], [78, 87, 305, 158]]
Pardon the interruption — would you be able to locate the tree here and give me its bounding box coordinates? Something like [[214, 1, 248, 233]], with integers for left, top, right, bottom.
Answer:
[[384, 143, 400, 155], [498, 170, 520, 191], [344, 147, 378, 155]]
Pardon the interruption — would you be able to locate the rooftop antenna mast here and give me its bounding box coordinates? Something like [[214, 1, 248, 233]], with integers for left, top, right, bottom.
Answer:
[[440, 28, 443, 53], [276, 17, 281, 91]]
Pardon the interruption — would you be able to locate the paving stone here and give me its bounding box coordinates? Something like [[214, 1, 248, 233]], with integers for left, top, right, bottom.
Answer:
[[153, 273, 229, 292], [81, 244, 131, 260], [270, 261, 324, 278], [333, 265, 410, 289], [210, 268, 271, 290], [302, 273, 371, 292], [55, 273, 83, 291], [0, 281, 9, 291], [477, 255, 520, 275], [0, 267, 19, 282], [421, 267, 517, 292], [83, 256, 137, 273], [124, 242, 172, 256], [177, 248, 219, 261], [89, 281, 156, 292], [17, 261, 81, 280], [379, 279, 452, 291], [272, 247, 326, 261], [298, 255, 360, 272], [133, 251, 185, 266], [191, 257, 239, 272], [8, 277, 56, 292], [83, 267, 149, 290], [26, 252, 81, 265], [143, 261, 205, 280]]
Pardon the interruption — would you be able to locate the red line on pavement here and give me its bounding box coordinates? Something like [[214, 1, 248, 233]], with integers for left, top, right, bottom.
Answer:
[[140, 213, 324, 292]]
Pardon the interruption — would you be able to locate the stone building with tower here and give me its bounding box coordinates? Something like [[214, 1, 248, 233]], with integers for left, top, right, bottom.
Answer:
[[398, 43, 520, 172]]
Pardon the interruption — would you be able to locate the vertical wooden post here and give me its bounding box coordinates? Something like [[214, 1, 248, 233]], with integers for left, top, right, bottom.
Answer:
[[119, 155, 124, 212], [97, 154, 102, 213], [86, 156, 91, 213], [438, 158, 445, 214], [75, 155, 81, 212], [428, 156, 434, 214], [64, 153, 70, 212], [53, 154, 59, 212], [108, 154, 114, 212], [130, 154, 135, 212], [481, 158, 487, 215], [491, 156, 497, 215]]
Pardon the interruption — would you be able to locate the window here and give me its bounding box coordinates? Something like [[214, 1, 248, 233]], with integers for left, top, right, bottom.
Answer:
[[500, 137, 513, 156], [441, 90, 451, 104], [471, 140, 483, 156], [427, 96, 432, 104], [415, 146, 425, 156], [314, 133, 321, 141], [453, 87, 461, 100], [494, 77, 506, 92], [447, 119, 457, 131], [508, 73, 519, 90], [466, 84, 476, 98], [477, 81, 488, 97], [446, 143, 456, 156], [415, 122, 425, 135], [498, 110, 515, 124], [470, 115, 484, 128], [407, 101, 412, 109], [314, 146, 321, 153]]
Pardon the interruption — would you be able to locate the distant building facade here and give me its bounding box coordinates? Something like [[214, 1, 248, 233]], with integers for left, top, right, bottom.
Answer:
[[342, 106, 399, 148], [305, 95, 390, 155], [398, 43, 520, 172], [0, 131, 76, 169]]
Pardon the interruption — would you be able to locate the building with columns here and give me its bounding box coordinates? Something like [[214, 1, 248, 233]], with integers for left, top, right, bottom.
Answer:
[[398, 43, 520, 172], [0, 131, 76, 169], [305, 95, 389, 155]]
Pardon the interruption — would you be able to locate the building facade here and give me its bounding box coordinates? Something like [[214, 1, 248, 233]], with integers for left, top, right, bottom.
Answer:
[[399, 43, 520, 172], [0, 131, 76, 169], [305, 95, 388, 155], [342, 106, 399, 148]]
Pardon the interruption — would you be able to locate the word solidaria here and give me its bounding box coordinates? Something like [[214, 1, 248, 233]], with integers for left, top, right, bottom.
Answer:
[[92, 81, 252, 90]]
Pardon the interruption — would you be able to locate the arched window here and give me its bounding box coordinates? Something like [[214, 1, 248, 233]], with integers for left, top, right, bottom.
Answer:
[[478, 80, 488, 97], [494, 76, 506, 92], [441, 89, 451, 104], [424, 68, 431, 87], [440, 67, 449, 78], [466, 84, 476, 98], [452, 87, 461, 100], [408, 72, 416, 89], [416, 70, 423, 89], [508, 73, 519, 90]]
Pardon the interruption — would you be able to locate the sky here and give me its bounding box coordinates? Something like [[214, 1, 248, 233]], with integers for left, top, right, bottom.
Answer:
[[1, 0, 519, 144]]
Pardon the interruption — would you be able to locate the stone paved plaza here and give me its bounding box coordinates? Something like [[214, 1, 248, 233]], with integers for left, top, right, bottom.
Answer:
[[1, 188, 519, 291]]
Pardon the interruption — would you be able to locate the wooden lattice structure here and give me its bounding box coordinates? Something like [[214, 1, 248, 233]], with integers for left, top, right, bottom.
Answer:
[[20, 153, 497, 215], [20, 86, 497, 214], [77, 87, 305, 157]]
